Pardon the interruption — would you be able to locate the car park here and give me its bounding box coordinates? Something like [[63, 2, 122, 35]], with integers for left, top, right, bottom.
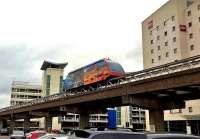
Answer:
[[67, 129, 200, 139]]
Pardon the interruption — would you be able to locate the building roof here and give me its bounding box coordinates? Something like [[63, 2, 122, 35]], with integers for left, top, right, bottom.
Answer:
[[40, 60, 68, 70], [12, 81, 41, 90]]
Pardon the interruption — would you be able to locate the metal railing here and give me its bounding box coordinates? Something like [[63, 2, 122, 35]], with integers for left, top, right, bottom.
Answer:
[[1, 55, 200, 113]]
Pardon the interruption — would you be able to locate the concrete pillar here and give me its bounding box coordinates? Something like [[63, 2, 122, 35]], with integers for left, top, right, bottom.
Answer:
[[79, 111, 90, 129], [52, 117, 61, 130], [0, 120, 3, 129], [149, 109, 164, 132], [186, 121, 191, 134], [24, 117, 30, 133], [45, 117, 52, 132], [10, 119, 15, 134], [167, 121, 170, 132]]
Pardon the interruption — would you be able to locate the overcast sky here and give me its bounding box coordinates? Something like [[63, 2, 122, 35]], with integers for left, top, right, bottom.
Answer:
[[0, 0, 168, 108]]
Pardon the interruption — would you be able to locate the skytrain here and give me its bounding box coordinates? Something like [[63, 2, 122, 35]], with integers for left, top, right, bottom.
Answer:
[[63, 58, 125, 90]]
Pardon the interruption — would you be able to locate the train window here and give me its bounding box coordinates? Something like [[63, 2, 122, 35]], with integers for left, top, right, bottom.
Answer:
[[96, 61, 105, 68], [86, 65, 95, 72], [84, 67, 90, 73]]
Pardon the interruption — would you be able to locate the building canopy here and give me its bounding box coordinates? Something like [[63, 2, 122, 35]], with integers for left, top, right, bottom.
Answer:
[[40, 60, 68, 70]]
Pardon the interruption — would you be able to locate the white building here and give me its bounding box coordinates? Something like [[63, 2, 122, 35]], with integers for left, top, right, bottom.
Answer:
[[10, 81, 42, 129], [142, 0, 200, 135], [41, 60, 68, 129], [117, 106, 146, 130]]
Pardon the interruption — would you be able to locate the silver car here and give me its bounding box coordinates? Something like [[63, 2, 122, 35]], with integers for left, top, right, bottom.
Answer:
[[10, 130, 25, 139]]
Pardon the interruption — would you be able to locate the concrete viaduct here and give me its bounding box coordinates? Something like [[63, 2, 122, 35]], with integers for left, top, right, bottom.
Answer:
[[1, 55, 200, 132]]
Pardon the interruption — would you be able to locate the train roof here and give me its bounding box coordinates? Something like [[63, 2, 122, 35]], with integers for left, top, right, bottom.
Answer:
[[68, 58, 110, 74]]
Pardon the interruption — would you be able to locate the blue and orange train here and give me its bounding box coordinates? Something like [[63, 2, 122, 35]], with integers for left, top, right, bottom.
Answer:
[[63, 58, 125, 90]]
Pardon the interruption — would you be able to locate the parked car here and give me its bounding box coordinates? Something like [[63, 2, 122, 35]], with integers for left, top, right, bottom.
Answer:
[[0, 128, 9, 135], [10, 130, 25, 139], [52, 136, 69, 139], [26, 130, 46, 139], [68, 130, 200, 139], [38, 133, 56, 139], [38, 133, 69, 139]]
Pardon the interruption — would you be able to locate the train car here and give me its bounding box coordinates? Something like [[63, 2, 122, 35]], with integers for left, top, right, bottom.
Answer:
[[63, 58, 125, 90]]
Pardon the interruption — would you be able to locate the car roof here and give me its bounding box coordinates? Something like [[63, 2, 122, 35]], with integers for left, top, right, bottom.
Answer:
[[71, 130, 146, 138], [146, 133, 200, 138], [71, 130, 200, 139]]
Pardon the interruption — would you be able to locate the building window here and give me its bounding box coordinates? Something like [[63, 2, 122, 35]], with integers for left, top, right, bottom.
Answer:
[[152, 59, 154, 63], [189, 107, 193, 113], [164, 31, 167, 36], [165, 42, 168, 46], [172, 26, 176, 31], [188, 22, 192, 27], [198, 4, 200, 11], [188, 10, 191, 16], [157, 35, 160, 41], [172, 16, 175, 21], [59, 76, 63, 93], [199, 17, 200, 22], [46, 75, 51, 96], [156, 26, 160, 31], [170, 109, 182, 114], [158, 45, 161, 50], [158, 56, 161, 61], [151, 40, 153, 44], [151, 49, 154, 54], [164, 21, 166, 26], [150, 31, 152, 35], [189, 33, 193, 39], [166, 52, 169, 57], [174, 48, 177, 54], [173, 37, 176, 42], [117, 107, 121, 125], [190, 45, 194, 51]]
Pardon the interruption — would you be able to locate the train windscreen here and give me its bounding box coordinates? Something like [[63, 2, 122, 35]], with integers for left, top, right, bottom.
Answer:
[[109, 61, 124, 73]]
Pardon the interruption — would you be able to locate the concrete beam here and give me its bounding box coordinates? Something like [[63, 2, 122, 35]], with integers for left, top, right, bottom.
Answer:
[[122, 95, 185, 110], [29, 111, 49, 117], [122, 95, 159, 109]]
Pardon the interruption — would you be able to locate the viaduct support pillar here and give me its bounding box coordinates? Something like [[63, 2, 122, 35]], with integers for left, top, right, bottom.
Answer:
[[10, 118, 15, 134], [0, 120, 3, 129], [45, 117, 52, 132], [149, 109, 164, 132], [79, 111, 90, 129], [24, 117, 30, 133]]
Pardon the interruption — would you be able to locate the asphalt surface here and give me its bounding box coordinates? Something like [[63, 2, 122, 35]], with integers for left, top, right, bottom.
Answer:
[[0, 136, 9, 139]]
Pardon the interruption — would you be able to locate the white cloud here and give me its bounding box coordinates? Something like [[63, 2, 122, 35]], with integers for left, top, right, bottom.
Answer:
[[0, 94, 10, 108]]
